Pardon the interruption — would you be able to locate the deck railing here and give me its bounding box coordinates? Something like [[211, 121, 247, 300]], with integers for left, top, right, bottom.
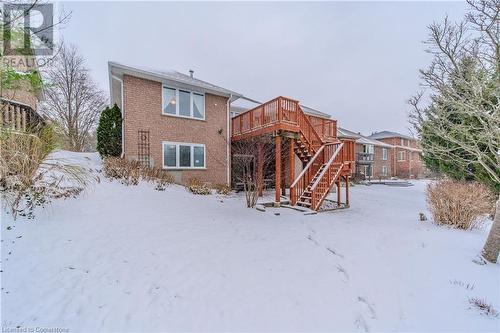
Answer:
[[232, 97, 299, 137], [231, 96, 324, 154], [308, 115, 337, 142], [356, 152, 374, 164]]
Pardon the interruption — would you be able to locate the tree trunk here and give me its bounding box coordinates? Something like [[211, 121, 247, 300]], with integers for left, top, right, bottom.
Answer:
[[482, 196, 500, 263]]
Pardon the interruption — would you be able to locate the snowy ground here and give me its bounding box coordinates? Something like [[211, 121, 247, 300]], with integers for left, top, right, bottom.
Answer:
[[1, 152, 499, 332]]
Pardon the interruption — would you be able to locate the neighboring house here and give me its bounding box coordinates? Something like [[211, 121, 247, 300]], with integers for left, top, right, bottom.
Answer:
[[108, 62, 355, 211], [368, 131, 424, 179], [338, 128, 393, 180]]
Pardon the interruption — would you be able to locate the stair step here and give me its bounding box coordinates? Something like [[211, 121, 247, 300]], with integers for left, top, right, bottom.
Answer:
[[297, 201, 311, 207]]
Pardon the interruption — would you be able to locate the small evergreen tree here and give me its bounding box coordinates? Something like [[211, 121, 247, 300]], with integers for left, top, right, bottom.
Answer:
[[96, 104, 122, 157]]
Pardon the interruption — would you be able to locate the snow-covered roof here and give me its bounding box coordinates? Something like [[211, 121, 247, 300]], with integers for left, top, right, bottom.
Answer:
[[357, 136, 394, 148], [337, 127, 361, 139], [369, 131, 415, 141], [299, 105, 331, 119], [338, 127, 394, 147], [108, 61, 243, 99]]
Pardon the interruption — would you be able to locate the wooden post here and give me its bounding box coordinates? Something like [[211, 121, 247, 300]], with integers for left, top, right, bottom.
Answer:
[[289, 139, 295, 202], [336, 179, 341, 205], [345, 175, 350, 207], [16, 106, 21, 130], [257, 141, 264, 197], [21, 110, 26, 131], [281, 143, 286, 196], [275, 135, 281, 206]]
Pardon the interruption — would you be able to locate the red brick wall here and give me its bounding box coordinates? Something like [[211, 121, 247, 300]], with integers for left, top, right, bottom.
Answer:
[[355, 143, 391, 179], [122, 74, 229, 185], [372, 146, 391, 179], [376, 137, 424, 179]]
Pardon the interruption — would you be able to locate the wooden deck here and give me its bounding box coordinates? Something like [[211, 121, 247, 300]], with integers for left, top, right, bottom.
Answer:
[[231, 96, 355, 211]]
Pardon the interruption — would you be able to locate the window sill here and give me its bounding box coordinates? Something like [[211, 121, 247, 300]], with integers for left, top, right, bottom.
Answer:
[[161, 112, 206, 122], [163, 167, 207, 171]]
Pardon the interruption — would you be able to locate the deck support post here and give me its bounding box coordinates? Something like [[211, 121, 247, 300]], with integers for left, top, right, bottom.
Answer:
[[289, 139, 295, 203], [275, 135, 281, 206], [257, 141, 264, 197], [336, 179, 341, 205], [345, 175, 350, 207]]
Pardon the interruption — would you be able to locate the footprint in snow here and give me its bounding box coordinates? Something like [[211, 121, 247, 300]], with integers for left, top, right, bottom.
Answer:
[[336, 264, 349, 282], [354, 314, 370, 332], [306, 235, 319, 246], [326, 246, 344, 259], [357, 296, 377, 319]]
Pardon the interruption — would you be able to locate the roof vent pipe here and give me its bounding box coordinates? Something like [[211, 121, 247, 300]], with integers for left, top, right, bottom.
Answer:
[[189, 69, 194, 78]]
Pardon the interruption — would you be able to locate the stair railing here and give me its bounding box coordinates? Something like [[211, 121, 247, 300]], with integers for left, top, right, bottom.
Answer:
[[296, 105, 324, 153], [309, 142, 345, 210], [290, 142, 338, 205]]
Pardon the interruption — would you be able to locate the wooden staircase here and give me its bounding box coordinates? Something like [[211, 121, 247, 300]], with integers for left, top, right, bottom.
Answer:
[[290, 142, 348, 210], [231, 96, 354, 211]]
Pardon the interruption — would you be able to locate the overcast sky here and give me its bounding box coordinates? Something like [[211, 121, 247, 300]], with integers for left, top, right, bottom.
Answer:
[[59, 1, 468, 136]]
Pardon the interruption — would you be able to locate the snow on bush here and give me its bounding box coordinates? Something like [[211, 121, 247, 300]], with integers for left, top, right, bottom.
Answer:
[[186, 177, 212, 195], [213, 183, 230, 195], [103, 157, 174, 190], [426, 180, 494, 230], [0, 128, 92, 219]]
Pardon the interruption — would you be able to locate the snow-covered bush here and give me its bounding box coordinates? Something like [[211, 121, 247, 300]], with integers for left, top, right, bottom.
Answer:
[[186, 178, 211, 195], [213, 183, 230, 195], [0, 127, 91, 219], [426, 180, 494, 230], [102, 157, 174, 189]]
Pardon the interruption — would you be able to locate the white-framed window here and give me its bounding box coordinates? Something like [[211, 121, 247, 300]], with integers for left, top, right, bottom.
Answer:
[[382, 148, 388, 160], [382, 165, 388, 176], [397, 150, 406, 161], [162, 142, 206, 169], [401, 138, 409, 146], [162, 86, 205, 120], [363, 144, 374, 154], [363, 165, 372, 177]]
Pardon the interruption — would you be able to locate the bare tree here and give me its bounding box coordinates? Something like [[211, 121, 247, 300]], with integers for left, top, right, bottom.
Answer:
[[41, 42, 106, 151], [409, 0, 500, 262], [231, 136, 276, 208]]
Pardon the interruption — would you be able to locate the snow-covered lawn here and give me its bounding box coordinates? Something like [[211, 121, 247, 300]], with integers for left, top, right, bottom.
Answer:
[[1, 152, 499, 332]]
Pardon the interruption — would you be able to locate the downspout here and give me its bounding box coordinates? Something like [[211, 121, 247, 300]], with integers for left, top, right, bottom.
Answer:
[[227, 94, 232, 185]]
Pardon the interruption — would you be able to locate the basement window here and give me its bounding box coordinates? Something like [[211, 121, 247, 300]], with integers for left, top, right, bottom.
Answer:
[[163, 142, 205, 169], [162, 86, 205, 120]]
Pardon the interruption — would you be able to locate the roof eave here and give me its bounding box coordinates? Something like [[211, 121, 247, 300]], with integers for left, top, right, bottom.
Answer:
[[108, 61, 243, 99]]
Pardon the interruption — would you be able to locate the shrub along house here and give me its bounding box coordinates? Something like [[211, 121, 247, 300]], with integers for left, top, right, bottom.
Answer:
[[108, 61, 355, 210]]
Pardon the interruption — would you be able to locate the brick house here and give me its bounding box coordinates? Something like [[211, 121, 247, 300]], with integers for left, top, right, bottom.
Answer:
[[108, 62, 243, 185], [337, 128, 425, 179], [368, 131, 424, 179], [338, 128, 394, 180], [108, 62, 356, 211]]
